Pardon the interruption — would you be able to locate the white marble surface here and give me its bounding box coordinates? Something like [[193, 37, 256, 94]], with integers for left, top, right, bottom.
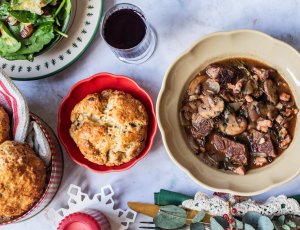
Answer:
[[3, 0, 300, 229]]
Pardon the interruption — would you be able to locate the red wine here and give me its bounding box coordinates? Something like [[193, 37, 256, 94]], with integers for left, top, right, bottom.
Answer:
[[103, 9, 146, 49]]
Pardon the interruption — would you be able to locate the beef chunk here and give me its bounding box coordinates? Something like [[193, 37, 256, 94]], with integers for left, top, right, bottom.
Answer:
[[252, 67, 275, 81], [212, 134, 248, 165], [191, 113, 213, 137], [264, 79, 278, 105], [206, 65, 235, 84], [249, 129, 276, 157]]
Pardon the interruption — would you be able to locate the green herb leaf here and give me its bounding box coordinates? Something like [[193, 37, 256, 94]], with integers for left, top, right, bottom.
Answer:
[[210, 218, 225, 230], [210, 216, 229, 230], [257, 216, 274, 230], [282, 224, 291, 230], [243, 211, 262, 227], [192, 210, 206, 223], [153, 205, 186, 229], [190, 222, 205, 230], [286, 220, 296, 228], [235, 218, 244, 229], [278, 215, 285, 225], [244, 223, 256, 230]]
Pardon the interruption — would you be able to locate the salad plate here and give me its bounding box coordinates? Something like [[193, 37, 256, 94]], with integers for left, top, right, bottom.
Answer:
[[0, 0, 103, 81]]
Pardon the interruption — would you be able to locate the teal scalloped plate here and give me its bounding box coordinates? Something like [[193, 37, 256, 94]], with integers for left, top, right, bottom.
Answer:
[[0, 0, 103, 81]]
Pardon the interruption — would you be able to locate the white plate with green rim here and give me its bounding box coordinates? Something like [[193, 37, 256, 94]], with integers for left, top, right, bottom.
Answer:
[[0, 0, 103, 81]]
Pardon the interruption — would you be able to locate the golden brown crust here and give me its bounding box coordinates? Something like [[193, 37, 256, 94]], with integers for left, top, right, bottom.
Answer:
[[0, 106, 10, 144], [0, 141, 46, 219], [70, 90, 148, 166]]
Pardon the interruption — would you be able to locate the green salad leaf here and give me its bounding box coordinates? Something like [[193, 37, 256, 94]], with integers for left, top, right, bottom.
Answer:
[[36, 15, 55, 25], [0, 1, 10, 20], [17, 24, 54, 53], [0, 21, 21, 53], [0, 0, 71, 61], [9, 10, 38, 23]]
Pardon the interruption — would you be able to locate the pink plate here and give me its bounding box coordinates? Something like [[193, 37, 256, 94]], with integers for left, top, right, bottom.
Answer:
[[58, 73, 157, 173]]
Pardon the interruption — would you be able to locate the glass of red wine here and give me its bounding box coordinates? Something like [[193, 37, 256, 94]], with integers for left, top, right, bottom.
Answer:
[[101, 3, 157, 64]]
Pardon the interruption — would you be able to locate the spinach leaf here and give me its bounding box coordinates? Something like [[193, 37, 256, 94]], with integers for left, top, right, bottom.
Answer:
[[15, 24, 54, 55], [9, 10, 38, 23], [36, 15, 55, 25], [0, 2, 10, 20], [1, 53, 33, 61], [8, 24, 21, 39], [0, 21, 21, 54]]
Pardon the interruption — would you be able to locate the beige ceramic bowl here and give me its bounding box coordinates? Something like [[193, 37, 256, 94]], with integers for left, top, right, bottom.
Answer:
[[157, 30, 300, 196]]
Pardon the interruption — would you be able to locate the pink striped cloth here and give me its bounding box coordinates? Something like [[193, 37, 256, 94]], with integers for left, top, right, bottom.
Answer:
[[0, 69, 29, 142], [0, 70, 63, 225]]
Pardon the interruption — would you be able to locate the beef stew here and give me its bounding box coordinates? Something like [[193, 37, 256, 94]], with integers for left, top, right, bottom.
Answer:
[[180, 58, 298, 175]]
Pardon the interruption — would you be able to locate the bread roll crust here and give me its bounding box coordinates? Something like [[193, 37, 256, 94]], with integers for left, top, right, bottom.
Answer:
[[70, 90, 148, 166], [0, 141, 46, 219], [0, 106, 10, 144]]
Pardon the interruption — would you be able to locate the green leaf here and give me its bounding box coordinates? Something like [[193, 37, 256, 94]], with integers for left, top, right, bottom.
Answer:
[[0, 2, 10, 20], [257, 216, 274, 230], [8, 24, 21, 39], [0, 21, 21, 54], [210, 217, 229, 230], [9, 10, 38, 23], [278, 215, 285, 225], [214, 216, 229, 228], [244, 223, 256, 230], [286, 220, 297, 228], [190, 222, 205, 230], [243, 211, 262, 228], [192, 210, 206, 223], [282, 224, 291, 230], [153, 205, 186, 230], [159, 205, 186, 217], [210, 218, 225, 230], [36, 15, 55, 25], [64, 0, 71, 17], [235, 218, 244, 229], [1, 53, 33, 61], [15, 24, 54, 54]]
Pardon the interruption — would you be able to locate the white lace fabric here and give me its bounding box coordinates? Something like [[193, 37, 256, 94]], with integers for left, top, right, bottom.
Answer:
[[182, 192, 300, 217]]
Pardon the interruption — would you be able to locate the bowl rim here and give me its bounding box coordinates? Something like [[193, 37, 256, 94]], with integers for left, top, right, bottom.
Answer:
[[58, 72, 157, 173], [156, 29, 300, 195]]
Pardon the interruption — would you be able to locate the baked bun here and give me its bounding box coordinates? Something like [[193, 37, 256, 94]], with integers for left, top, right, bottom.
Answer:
[[0, 141, 46, 219], [0, 106, 10, 144], [70, 90, 148, 166]]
